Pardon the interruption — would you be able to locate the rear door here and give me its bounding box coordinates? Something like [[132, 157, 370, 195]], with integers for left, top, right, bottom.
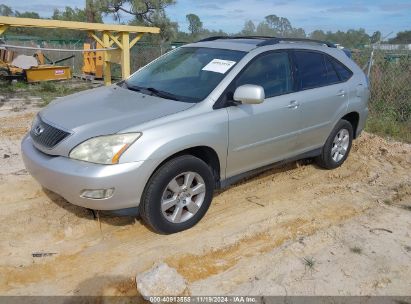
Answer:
[[292, 50, 350, 152]]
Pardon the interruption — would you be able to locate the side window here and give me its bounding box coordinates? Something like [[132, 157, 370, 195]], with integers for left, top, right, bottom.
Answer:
[[331, 58, 353, 81], [294, 51, 330, 89], [235, 52, 293, 98]]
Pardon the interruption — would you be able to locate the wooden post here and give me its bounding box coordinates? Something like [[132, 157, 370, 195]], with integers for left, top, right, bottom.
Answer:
[[0, 25, 8, 35], [102, 31, 111, 86], [120, 32, 130, 79]]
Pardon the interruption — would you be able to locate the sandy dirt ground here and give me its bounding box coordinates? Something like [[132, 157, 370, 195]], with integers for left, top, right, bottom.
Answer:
[[0, 88, 410, 297]]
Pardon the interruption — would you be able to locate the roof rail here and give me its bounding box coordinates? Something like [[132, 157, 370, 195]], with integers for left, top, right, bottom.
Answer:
[[197, 36, 274, 43], [195, 36, 336, 48], [197, 36, 228, 42], [257, 37, 336, 48]]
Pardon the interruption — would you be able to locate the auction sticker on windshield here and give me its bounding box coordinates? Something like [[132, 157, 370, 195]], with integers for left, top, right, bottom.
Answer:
[[202, 59, 236, 74]]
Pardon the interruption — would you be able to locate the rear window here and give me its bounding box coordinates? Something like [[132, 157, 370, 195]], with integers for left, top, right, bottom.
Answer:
[[294, 51, 329, 89]]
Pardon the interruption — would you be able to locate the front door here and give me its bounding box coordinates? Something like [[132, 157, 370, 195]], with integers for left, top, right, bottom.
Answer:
[[226, 51, 301, 177]]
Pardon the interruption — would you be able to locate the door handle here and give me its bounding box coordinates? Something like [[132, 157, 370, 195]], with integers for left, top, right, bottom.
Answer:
[[337, 90, 346, 97], [287, 100, 300, 109], [356, 84, 364, 97]]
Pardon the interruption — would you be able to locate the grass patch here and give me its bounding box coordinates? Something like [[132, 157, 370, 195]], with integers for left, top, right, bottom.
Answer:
[[303, 257, 315, 269], [350, 246, 363, 254], [365, 113, 411, 143], [0, 80, 96, 106], [39, 81, 58, 93], [400, 205, 411, 212]]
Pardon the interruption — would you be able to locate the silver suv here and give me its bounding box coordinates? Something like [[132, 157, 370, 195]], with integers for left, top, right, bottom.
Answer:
[[22, 37, 369, 234]]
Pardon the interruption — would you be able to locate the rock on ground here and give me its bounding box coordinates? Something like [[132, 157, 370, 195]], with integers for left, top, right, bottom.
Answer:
[[136, 262, 188, 299]]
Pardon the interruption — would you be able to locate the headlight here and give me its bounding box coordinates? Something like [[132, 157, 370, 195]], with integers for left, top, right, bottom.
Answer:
[[69, 133, 141, 164], [31, 115, 39, 130]]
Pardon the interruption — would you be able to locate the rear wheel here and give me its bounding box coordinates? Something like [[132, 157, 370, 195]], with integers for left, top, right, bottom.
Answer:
[[140, 155, 214, 234], [316, 119, 353, 169]]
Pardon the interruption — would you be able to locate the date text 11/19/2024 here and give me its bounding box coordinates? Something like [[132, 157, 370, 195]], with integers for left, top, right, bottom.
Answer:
[[149, 296, 258, 303]]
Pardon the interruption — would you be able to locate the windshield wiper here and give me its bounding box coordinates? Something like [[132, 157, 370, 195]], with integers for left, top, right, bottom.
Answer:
[[125, 83, 144, 92], [125, 83, 180, 101], [144, 87, 179, 101]]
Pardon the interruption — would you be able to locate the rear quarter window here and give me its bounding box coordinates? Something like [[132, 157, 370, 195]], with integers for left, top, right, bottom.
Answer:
[[329, 57, 353, 81]]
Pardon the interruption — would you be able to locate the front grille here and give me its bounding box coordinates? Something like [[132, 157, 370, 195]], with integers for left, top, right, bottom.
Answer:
[[30, 117, 71, 149]]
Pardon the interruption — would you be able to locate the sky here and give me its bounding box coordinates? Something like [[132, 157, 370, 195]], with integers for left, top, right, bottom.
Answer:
[[1, 0, 410, 37]]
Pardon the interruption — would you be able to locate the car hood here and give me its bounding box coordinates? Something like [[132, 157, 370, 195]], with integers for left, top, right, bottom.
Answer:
[[36, 85, 194, 155]]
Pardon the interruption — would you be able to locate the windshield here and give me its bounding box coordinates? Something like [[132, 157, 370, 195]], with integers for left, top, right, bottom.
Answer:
[[125, 47, 246, 103]]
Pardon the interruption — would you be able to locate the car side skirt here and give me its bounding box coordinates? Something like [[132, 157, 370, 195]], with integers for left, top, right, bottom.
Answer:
[[218, 148, 322, 189]]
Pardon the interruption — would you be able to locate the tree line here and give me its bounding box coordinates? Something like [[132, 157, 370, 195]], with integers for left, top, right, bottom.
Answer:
[[0, 1, 410, 48]]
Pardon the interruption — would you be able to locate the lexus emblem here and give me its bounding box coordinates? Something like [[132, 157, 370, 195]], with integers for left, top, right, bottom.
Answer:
[[33, 125, 44, 136]]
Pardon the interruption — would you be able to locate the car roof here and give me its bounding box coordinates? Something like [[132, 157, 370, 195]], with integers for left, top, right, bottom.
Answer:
[[183, 36, 338, 53]]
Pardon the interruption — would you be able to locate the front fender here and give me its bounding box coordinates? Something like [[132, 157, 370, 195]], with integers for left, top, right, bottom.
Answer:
[[120, 108, 229, 179]]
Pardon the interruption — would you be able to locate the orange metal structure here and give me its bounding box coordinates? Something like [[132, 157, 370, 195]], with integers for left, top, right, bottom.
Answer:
[[82, 42, 104, 79]]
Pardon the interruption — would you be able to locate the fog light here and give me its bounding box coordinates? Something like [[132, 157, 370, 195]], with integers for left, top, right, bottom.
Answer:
[[81, 188, 114, 199]]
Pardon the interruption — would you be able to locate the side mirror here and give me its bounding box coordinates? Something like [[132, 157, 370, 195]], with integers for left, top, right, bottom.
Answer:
[[233, 84, 265, 105]]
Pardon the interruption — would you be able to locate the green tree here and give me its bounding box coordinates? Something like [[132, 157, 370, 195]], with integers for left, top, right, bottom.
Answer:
[[101, 0, 175, 24], [86, 0, 102, 23], [389, 31, 411, 44], [265, 14, 292, 37], [310, 30, 326, 41], [101, 0, 176, 41], [255, 21, 275, 36], [0, 4, 13, 16], [14, 11, 40, 19], [241, 20, 256, 36], [186, 14, 203, 36], [51, 6, 103, 40], [289, 27, 306, 38], [371, 31, 382, 44], [146, 11, 178, 42], [309, 28, 371, 48]]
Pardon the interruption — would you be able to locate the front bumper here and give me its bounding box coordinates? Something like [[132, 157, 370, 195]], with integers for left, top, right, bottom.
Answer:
[[21, 135, 155, 210]]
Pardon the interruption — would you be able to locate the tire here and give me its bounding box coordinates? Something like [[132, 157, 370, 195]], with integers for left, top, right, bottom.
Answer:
[[140, 155, 215, 234], [316, 119, 353, 169], [0, 69, 9, 81]]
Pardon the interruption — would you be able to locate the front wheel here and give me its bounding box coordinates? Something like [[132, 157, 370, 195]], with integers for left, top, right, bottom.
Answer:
[[316, 119, 353, 169], [140, 155, 214, 234]]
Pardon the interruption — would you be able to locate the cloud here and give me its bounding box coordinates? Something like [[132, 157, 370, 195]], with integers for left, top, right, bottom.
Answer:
[[196, 4, 222, 10], [379, 3, 411, 11], [326, 6, 370, 13]]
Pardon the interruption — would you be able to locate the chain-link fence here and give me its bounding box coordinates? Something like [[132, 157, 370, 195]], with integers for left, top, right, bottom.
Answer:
[[353, 49, 411, 122]]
